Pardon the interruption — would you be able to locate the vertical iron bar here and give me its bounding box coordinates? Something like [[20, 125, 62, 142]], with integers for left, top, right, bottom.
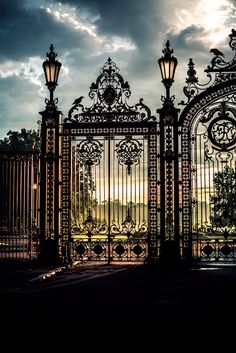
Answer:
[[138, 150, 140, 229], [113, 139, 115, 228], [108, 134, 111, 264], [28, 157, 33, 259], [118, 139, 120, 226], [195, 135, 199, 259], [203, 138, 207, 230], [122, 164, 124, 227], [142, 140, 145, 233], [103, 141, 106, 235], [99, 151, 101, 231]]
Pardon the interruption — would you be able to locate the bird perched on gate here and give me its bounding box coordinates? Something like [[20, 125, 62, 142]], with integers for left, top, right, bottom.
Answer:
[[210, 48, 224, 57], [72, 96, 84, 105]]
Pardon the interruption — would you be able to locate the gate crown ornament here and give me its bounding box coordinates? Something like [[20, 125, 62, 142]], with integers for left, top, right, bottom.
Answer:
[[65, 58, 155, 123]]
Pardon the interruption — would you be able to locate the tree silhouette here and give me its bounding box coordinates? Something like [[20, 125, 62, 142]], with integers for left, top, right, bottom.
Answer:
[[210, 166, 236, 230], [0, 129, 39, 152]]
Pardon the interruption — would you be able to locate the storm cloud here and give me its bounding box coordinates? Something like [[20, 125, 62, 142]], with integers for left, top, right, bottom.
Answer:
[[0, 0, 235, 137]]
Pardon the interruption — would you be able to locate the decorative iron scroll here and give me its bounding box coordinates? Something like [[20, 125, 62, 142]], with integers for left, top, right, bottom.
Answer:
[[206, 102, 236, 150], [194, 239, 236, 262], [72, 208, 147, 240], [110, 207, 148, 237], [121, 207, 136, 237], [201, 101, 236, 151], [65, 57, 156, 123], [72, 209, 108, 238], [115, 135, 143, 174], [206, 29, 236, 72], [76, 135, 103, 172], [180, 82, 236, 256], [181, 29, 236, 105], [72, 239, 147, 261]]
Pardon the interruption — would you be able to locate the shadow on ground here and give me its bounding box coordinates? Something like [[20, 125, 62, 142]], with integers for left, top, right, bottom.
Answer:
[[1, 261, 236, 321]]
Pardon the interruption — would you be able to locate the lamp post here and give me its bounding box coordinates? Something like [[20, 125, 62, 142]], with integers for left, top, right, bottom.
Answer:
[[158, 40, 178, 99], [43, 44, 61, 104], [157, 41, 180, 263], [39, 44, 62, 264]]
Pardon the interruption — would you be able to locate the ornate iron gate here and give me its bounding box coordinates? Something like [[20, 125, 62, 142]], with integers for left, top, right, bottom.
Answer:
[[60, 58, 158, 263], [39, 30, 236, 265], [179, 29, 236, 262]]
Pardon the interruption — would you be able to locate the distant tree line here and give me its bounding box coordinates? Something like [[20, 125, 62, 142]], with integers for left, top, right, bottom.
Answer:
[[0, 129, 40, 152], [210, 165, 236, 230]]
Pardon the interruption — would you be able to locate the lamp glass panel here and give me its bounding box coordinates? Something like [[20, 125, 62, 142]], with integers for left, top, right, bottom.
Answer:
[[160, 60, 167, 80], [45, 64, 50, 84], [54, 63, 61, 84], [169, 60, 176, 81], [163, 59, 170, 80], [49, 62, 56, 83]]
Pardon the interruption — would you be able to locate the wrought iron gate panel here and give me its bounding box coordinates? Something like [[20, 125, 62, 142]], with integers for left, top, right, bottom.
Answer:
[[190, 96, 236, 261], [70, 133, 148, 261], [179, 30, 236, 263], [60, 58, 158, 263], [61, 123, 158, 262], [180, 82, 236, 261]]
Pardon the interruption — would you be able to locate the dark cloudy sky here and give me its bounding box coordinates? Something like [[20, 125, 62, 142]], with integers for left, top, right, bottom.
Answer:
[[0, 0, 235, 137]]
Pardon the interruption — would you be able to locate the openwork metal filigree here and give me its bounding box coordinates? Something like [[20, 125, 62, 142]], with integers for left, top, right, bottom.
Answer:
[[204, 102, 236, 150], [181, 29, 236, 105], [198, 97, 236, 163], [76, 136, 103, 172], [45, 97, 59, 109], [72, 209, 108, 238], [180, 87, 236, 254], [61, 56, 158, 263], [181, 58, 211, 104], [109, 207, 147, 238], [198, 100, 236, 152], [195, 239, 236, 262], [80, 209, 97, 237], [65, 57, 155, 123], [115, 135, 143, 174], [209, 118, 236, 148], [122, 207, 136, 238], [206, 29, 236, 72]]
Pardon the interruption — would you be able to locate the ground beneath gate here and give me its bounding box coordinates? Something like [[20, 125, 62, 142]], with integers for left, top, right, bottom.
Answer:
[[1, 261, 236, 321]]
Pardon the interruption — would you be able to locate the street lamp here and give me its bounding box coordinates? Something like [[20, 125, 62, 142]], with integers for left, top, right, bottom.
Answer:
[[43, 44, 61, 103], [158, 40, 178, 100], [157, 40, 180, 264], [40, 44, 62, 264]]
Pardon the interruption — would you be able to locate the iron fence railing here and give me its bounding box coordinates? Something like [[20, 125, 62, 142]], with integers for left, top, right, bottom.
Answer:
[[192, 238, 236, 262]]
